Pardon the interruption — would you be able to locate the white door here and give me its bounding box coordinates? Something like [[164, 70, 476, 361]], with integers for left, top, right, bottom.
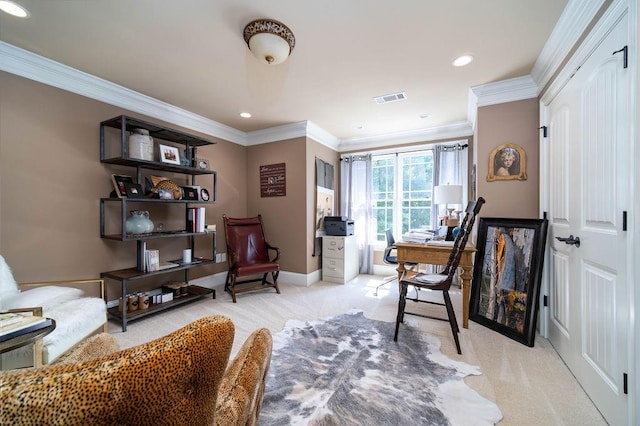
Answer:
[[546, 11, 630, 426]]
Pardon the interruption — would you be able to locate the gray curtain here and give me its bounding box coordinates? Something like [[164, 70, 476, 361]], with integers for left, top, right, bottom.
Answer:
[[432, 143, 468, 228], [340, 154, 374, 274]]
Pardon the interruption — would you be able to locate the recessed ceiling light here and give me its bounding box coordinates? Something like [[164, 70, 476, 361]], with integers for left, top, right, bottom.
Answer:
[[452, 55, 474, 67], [0, 0, 30, 18], [355, 125, 364, 131], [240, 112, 252, 118], [419, 113, 430, 119]]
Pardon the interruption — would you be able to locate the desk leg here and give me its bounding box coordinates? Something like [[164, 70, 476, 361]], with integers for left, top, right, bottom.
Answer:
[[460, 266, 472, 329]]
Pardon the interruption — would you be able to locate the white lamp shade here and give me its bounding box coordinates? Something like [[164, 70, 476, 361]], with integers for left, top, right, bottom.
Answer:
[[434, 184, 462, 205], [248, 32, 291, 65]]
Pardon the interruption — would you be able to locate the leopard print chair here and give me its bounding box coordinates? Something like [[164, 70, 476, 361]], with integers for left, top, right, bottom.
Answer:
[[0, 315, 272, 426]]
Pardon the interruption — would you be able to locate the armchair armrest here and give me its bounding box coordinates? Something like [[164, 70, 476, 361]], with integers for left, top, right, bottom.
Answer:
[[265, 243, 280, 263], [4, 306, 43, 316], [16, 279, 107, 334], [19, 279, 105, 300]]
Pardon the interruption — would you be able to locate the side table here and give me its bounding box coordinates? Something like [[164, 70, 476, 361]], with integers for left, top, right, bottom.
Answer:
[[0, 318, 56, 368]]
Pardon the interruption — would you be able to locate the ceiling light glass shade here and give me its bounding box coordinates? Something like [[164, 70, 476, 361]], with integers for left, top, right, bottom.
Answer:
[[243, 19, 295, 65], [0, 0, 30, 18]]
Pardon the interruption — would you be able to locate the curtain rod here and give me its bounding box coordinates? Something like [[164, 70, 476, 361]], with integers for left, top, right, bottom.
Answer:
[[341, 142, 468, 159]]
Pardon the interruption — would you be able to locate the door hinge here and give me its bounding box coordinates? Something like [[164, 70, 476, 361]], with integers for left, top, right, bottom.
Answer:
[[623, 373, 628, 394], [539, 126, 548, 138], [543, 295, 548, 307], [622, 211, 627, 231], [612, 46, 628, 68]]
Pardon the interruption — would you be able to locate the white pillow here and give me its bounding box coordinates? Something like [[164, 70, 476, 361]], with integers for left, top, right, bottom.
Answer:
[[1, 286, 83, 312], [0, 255, 20, 302]]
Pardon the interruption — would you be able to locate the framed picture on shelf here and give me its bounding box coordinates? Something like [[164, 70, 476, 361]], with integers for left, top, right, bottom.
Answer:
[[111, 174, 133, 198], [159, 144, 181, 165], [181, 185, 200, 201], [157, 188, 174, 200], [123, 182, 144, 198], [469, 217, 548, 347], [194, 158, 210, 170]]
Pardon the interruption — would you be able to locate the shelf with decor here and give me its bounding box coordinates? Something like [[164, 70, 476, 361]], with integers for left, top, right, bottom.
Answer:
[[99, 115, 218, 332]]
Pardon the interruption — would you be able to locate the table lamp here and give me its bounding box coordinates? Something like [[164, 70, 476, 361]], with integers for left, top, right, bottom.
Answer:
[[434, 184, 462, 240]]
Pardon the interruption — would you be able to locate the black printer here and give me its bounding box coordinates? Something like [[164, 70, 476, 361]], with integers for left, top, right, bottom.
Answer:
[[324, 216, 355, 236]]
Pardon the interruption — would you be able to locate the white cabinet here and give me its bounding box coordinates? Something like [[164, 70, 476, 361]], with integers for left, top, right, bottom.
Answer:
[[322, 235, 359, 284]]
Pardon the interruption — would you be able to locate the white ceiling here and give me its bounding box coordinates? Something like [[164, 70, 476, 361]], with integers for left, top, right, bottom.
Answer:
[[0, 0, 569, 146]]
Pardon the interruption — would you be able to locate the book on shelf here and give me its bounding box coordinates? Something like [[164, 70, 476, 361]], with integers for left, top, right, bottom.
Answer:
[[187, 208, 195, 233], [0, 315, 50, 342], [186, 207, 206, 233], [145, 249, 160, 272], [196, 207, 205, 232]]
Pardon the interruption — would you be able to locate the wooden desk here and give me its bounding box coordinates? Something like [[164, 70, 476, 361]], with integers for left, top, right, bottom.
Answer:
[[395, 242, 476, 329]]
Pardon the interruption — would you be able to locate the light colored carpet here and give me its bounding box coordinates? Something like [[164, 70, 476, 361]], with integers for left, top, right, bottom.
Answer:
[[260, 310, 502, 425], [108, 275, 606, 425]]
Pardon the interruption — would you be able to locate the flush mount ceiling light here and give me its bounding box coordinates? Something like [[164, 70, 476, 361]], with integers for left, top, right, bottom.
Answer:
[[240, 112, 252, 118], [243, 19, 295, 65], [0, 0, 30, 18], [452, 54, 474, 67]]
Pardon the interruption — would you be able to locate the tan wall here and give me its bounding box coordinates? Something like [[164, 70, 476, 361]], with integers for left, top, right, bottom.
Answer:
[[246, 138, 307, 274], [245, 138, 339, 275], [475, 99, 540, 218], [0, 72, 243, 294]]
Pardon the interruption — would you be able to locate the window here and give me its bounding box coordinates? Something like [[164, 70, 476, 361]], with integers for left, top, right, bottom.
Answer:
[[372, 150, 434, 242]]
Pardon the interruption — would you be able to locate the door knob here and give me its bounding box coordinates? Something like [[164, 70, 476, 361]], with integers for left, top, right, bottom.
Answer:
[[555, 235, 580, 247]]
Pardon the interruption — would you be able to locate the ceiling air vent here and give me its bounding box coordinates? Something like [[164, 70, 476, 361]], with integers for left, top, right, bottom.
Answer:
[[374, 92, 407, 104]]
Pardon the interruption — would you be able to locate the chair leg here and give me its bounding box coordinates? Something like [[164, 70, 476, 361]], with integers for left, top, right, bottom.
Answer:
[[272, 271, 281, 294], [229, 275, 237, 303], [374, 275, 395, 296], [443, 290, 461, 354], [394, 281, 408, 341], [224, 271, 231, 292]]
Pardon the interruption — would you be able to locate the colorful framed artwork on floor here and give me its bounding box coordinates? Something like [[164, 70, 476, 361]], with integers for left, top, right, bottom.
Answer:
[[469, 217, 548, 346]]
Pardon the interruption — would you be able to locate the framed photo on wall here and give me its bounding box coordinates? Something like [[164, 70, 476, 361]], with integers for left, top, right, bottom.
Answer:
[[487, 143, 527, 181], [469, 217, 548, 346]]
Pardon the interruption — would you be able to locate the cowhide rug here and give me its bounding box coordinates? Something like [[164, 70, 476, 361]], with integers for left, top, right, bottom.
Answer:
[[259, 310, 502, 426]]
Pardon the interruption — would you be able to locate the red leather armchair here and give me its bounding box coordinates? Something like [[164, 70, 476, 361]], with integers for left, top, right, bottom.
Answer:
[[222, 215, 281, 302]]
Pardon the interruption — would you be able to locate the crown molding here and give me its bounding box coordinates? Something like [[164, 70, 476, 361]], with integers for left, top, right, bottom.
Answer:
[[0, 41, 246, 145], [530, 0, 606, 91], [306, 121, 341, 149], [470, 75, 538, 107], [466, 75, 538, 131], [245, 121, 308, 146], [338, 121, 473, 153], [541, 0, 630, 104]]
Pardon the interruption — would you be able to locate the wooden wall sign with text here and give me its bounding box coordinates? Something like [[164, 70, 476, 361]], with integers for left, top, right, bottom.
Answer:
[[260, 163, 286, 197]]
